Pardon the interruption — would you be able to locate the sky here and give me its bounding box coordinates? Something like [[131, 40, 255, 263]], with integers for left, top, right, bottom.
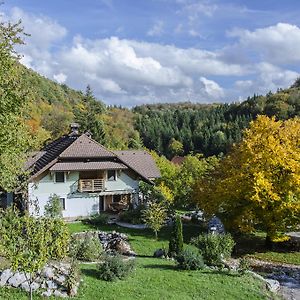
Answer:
[[2, 0, 300, 107]]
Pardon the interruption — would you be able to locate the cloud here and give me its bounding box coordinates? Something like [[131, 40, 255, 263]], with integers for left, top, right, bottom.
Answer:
[[2, 6, 300, 107], [199, 77, 224, 99], [147, 20, 164, 36], [228, 23, 300, 64], [53, 72, 67, 84]]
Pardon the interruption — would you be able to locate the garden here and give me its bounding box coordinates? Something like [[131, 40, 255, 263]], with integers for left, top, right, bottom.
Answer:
[[0, 207, 284, 300]]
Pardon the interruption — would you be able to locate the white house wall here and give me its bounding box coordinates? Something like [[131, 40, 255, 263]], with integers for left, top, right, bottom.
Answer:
[[28, 170, 139, 218]]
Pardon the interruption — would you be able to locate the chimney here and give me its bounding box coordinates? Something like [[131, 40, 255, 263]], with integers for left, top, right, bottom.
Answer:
[[70, 123, 80, 136], [85, 131, 92, 138]]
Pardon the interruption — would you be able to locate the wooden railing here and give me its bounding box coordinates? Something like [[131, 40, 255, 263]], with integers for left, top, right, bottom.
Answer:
[[78, 179, 104, 192]]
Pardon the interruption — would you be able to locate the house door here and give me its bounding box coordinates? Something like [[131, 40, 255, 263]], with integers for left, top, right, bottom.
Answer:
[[99, 196, 104, 212]]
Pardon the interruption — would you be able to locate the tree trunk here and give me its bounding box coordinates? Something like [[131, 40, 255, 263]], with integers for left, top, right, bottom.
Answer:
[[265, 234, 273, 250], [155, 230, 158, 240]]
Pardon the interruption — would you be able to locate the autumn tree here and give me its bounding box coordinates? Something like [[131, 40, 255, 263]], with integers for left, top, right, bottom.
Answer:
[[194, 115, 300, 244]]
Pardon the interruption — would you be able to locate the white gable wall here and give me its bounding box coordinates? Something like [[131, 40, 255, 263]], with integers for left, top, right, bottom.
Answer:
[[28, 170, 139, 218]]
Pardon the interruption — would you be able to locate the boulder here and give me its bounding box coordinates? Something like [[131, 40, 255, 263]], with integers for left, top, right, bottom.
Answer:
[[0, 269, 13, 287], [8, 272, 27, 287], [153, 249, 166, 258], [53, 290, 68, 298], [42, 266, 55, 279], [41, 289, 53, 297], [56, 275, 66, 285], [266, 279, 281, 293], [21, 281, 40, 292], [46, 280, 58, 290]]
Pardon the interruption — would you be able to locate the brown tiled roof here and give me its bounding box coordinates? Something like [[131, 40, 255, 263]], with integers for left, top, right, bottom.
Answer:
[[59, 134, 116, 158], [50, 161, 127, 171], [27, 132, 160, 183], [114, 150, 161, 179], [171, 156, 185, 165], [30, 135, 79, 178]]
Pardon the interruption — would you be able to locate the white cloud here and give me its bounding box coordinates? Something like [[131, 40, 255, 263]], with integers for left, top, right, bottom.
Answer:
[[199, 77, 224, 99], [147, 20, 164, 36], [2, 7, 300, 106], [53, 72, 67, 84], [228, 23, 300, 64]]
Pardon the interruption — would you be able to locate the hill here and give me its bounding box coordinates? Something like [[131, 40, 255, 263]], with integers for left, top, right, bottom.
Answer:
[[23, 65, 300, 158]]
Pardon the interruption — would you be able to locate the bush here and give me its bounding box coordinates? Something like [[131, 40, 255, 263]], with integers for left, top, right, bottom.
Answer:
[[47, 218, 70, 259], [84, 213, 109, 227], [44, 194, 63, 218], [66, 259, 80, 296], [238, 257, 250, 275], [70, 233, 102, 261], [119, 206, 145, 224], [168, 215, 183, 257], [97, 254, 135, 281], [191, 233, 235, 266], [176, 249, 205, 270]]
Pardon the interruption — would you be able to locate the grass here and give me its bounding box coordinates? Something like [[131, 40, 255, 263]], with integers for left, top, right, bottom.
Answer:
[[0, 258, 275, 300], [234, 231, 300, 265], [0, 222, 279, 300]]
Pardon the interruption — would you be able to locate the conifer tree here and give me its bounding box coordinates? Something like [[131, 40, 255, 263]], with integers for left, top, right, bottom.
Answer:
[[168, 215, 183, 257]]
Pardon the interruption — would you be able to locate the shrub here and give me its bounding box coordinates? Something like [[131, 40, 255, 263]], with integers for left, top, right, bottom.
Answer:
[[191, 233, 235, 266], [168, 215, 183, 257], [71, 233, 103, 261], [176, 249, 205, 270], [119, 205, 145, 224], [97, 254, 135, 281], [238, 257, 250, 275], [66, 259, 80, 296], [84, 213, 109, 227], [47, 218, 70, 259], [44, 194, 63, 218]]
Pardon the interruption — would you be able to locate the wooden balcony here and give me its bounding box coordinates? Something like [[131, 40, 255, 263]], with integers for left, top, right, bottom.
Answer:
[[78, 179, 104, 192]]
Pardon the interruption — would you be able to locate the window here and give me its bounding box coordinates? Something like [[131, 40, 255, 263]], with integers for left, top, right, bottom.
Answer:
[[60, 198, 66, 210], [107, 170, 116, 181], [55, 172, 65, 183], [113, 194, 121, 203]]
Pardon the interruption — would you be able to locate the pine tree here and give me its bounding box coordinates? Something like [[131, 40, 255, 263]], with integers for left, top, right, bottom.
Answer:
[[168, 215, 183, 257]]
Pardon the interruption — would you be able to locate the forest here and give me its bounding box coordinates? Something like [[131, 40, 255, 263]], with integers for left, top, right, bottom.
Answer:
[[22, 64, 300, 159]]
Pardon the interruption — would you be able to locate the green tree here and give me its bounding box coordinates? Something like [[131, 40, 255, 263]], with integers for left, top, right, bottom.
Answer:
[[168, 215, 183, 257], [0, 207, 70, 300], [0, 20, 42, 191], [142, 202, 167, 239], [44, 194, 63, 218], [168, 138, 184, 157]]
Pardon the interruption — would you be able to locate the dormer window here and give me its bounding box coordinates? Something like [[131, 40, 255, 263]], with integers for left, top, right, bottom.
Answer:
[[55, 172, 65, 183], [107, 170, 116, 181]]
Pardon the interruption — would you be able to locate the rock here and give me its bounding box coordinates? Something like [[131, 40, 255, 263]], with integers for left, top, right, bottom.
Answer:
[[41, 289, 53, 297], [0, 269, 13, 287], [53, 290, 68, 298], [56, 275, 66, 285], [207, 216, 225, 234], [153, 249, 166, 258], [21, 281, 40, 292], [46, 280, 57, 289], [8, 272, 27, 287], [266, 279, 281, 293], [42, 266, 55, 279]]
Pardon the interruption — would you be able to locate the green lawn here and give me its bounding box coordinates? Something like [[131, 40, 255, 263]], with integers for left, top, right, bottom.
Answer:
[[0, 222, 278, 300], [234, 231, 300, 265]]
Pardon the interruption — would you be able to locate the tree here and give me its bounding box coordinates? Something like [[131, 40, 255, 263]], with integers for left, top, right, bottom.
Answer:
[[168, 215, 183, 257], [0, 207, 70, 299], [44, 194, 63, 218], [194, 116, 300, 244], [168, 138, 184, 157], [142, 202, 167, 239], [74, 85, 106, 143]]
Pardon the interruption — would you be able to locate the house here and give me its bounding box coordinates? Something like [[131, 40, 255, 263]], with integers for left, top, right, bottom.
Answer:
[[171, 156, 185, 165], [25, 124, 160, 218]]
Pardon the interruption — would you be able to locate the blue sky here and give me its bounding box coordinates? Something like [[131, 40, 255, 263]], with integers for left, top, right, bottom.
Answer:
[[2, 0, 300, 106]]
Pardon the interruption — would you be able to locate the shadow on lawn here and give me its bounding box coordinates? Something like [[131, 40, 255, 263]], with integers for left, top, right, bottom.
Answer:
[[81, 268, 99, 279], [233, 232, 299, 257], [143, 263, 176, 271]]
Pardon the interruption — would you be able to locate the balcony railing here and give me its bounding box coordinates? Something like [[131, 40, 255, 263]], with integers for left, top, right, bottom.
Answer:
[[78, 179, 104, 193]]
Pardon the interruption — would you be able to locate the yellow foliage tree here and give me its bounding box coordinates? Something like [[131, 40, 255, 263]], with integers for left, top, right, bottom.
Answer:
[[194, 115, 300, 243]]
